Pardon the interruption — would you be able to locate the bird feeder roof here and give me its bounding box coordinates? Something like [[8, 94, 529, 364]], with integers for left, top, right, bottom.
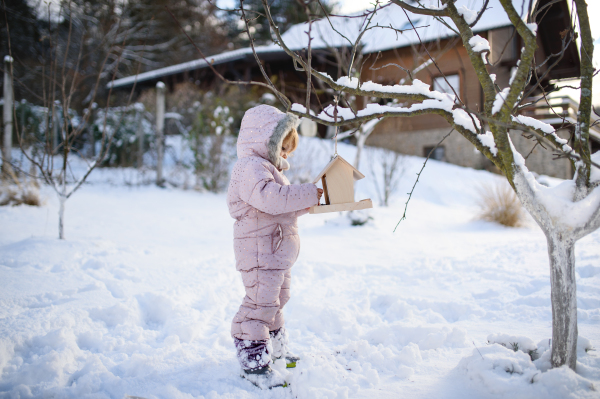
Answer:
[[312, 154, 365, 184]]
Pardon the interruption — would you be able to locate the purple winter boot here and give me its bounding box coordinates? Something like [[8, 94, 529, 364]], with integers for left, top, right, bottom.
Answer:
[[234, 338, 286, 389]]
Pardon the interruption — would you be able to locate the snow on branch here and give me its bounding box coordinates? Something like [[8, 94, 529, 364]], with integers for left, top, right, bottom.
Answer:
[[290, 103, 316, 116], [476, 131, 498, 156], [452, 108, 481, 134], [511, 115, 575, 155], [457, 5, 478, 24], [512, 115, 556, 136], [305, 99, 454, 123], [492, 88, 510, 115], [334, 77, 454, 102], [468, 35, 490, 53]]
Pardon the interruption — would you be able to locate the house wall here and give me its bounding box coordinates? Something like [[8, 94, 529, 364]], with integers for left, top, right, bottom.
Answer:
[[367, 125, 573, 179], [362, 27, 572, 179], [366, 126, 489, 170], [362, 28, 520, 135], [363, 35, 492, 133], [509, 128, 573, 180]]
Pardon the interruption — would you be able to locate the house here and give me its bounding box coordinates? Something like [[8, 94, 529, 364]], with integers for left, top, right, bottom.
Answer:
[[109, 0, 598, 179]]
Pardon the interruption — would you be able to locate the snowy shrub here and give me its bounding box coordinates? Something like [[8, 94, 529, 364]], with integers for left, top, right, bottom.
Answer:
[[476, 181, 524, 227], [185, 96, 237, 192], [8, 100, 73, 161], [94, 103, 154, 168], [348, 210, 372, 226], [192, 135, 236, 193], [487, 333, 539, 360], [13, 100, 44, 147], [461, 336, 597, 398]]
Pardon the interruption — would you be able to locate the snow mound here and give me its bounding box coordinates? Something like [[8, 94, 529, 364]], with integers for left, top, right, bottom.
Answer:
[[487, 333, 538, 358], [461, 335, 599, 399], [289, 340, 421, 398]]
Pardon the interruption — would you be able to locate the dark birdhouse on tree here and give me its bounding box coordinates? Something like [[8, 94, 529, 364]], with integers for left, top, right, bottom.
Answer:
[[309, 154, 373, 214]]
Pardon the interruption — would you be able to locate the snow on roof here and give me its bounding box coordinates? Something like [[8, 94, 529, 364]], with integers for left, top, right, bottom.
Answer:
[[277, 0, 519, 54], [108, 48, 251, 89], [109, 0, 521, 89]]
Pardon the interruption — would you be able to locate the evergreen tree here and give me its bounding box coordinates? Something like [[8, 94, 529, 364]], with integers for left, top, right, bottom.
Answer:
[[227, 0, 335, 46], [0, 0, 42, 102]]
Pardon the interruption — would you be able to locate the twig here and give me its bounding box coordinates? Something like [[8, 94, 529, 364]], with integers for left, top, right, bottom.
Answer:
[[473, 341, 485, 360], [394, 128, 454, 232], [165, 5, 289, 107]]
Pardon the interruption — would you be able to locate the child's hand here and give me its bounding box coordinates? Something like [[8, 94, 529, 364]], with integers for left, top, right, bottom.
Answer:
[[306, 188, 324, 211]]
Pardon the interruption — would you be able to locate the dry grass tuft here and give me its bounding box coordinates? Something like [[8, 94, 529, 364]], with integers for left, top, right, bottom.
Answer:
[[21, 186, 42, 206], [0, 183, 42, 207], [476, 181, 524, 227]]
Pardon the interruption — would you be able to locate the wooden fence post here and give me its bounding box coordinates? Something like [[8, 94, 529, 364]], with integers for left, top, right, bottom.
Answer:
[[135, 103, 144, 169], [156, 82, 165, 185], [3, 56, 14, 176]]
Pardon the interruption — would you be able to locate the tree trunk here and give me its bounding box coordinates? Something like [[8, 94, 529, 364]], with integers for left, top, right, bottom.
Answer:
[[58, 194, 66, 240], [354, 129, 373, 170], [547, 232, 578, 370]]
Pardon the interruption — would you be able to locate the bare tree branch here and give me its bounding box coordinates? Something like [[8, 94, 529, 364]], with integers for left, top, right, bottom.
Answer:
[[389, 0, 448, 17]]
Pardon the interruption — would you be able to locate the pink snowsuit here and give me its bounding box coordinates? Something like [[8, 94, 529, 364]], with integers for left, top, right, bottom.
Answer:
[[227, 105, 319, 343]]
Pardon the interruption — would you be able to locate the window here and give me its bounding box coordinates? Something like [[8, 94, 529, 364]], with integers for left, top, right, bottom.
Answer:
[[432, 74, 460, 101], [424, 146, 445, 161]]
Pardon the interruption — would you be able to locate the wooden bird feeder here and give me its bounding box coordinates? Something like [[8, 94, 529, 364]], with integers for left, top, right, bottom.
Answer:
[[309, 154, 373, 214]]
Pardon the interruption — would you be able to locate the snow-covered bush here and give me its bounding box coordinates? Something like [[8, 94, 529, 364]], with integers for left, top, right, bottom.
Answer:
[[94, 103, 154, 168], [9, 100, 73, 158], [476, 181, 525, 227], [348, 209, 372, 226], [185, 95, 236, 192], [460, 335, 597, 398], [488, 333, 539, 360], [13, 100, 44, 148]]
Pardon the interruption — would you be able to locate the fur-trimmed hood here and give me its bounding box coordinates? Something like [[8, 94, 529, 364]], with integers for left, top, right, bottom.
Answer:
[[236, 105, 299, 169]]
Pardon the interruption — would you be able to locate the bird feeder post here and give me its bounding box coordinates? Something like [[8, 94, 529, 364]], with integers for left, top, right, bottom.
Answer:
[[135, 103, 144, 169]]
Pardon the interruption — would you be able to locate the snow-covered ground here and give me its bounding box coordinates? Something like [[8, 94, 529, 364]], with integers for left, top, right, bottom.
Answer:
[[1, 140, 599, 398]]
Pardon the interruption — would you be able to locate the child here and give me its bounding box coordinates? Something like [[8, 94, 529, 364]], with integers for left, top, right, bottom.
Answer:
[[227, 104, 323, 389]]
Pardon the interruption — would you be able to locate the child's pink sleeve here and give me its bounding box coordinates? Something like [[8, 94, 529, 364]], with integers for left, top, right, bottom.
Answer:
[[239, 160, 318, 215]]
